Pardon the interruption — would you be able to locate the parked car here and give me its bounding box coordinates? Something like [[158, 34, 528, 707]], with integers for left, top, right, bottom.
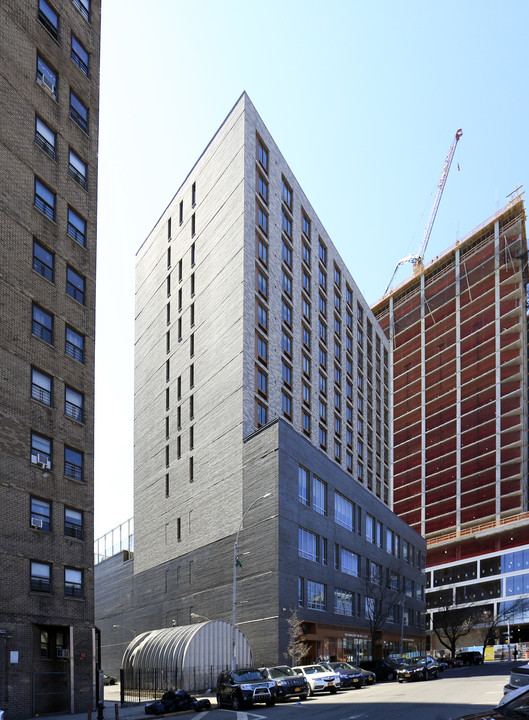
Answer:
[[455, 651, 483, 666], [354, 665, 377, 686], [504, 662, 529, 695], [216, 668, 276, 710], [451, 683, 529, 719], [360, 658, 402, 681], [291, 664, 340, 695], [321, 662, 363, 689], [103, 673, 117, 685], [396, 656, 439, 682], [258, 665, 309, 701], [443, 656, 464, 668]]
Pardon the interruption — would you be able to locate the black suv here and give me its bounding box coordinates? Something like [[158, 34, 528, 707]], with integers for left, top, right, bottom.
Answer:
[[259, 666, 309, 701], [360, 658, 401, 681], [455, 651, 483, 665], [216, 668, 276, 710]]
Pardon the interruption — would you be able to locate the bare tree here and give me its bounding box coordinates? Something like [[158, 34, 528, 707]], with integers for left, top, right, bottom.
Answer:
[[285, 609, 310, 666], [432, 605, 479, 658], [364, 563, 405, 659]]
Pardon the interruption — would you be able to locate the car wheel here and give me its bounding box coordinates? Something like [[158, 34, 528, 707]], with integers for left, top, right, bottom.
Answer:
[[308, 686, 314, 696], [329, 686, 338, 694], [398, 679, 403, 683], [216, 694, 223, 708], [300, 694, 307, 701], [266, 698, 276, 707], [387, 672, 394, 681], [232, 695, 242, 711]]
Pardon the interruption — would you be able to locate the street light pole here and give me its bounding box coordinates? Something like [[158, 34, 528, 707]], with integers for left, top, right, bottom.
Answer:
[[231, 492, 272, 671]]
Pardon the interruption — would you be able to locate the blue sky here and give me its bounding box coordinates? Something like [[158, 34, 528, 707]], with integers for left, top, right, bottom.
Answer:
[[94, 0, 529, 536]]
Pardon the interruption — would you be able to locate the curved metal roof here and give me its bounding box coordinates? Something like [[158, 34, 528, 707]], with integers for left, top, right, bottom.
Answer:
[[121, 620, 253, 687]]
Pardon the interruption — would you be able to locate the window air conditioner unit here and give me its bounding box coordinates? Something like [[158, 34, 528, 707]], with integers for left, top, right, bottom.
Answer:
[[57, 649, 69, 659], [36, 454, 51, 470], [39, 75, 56, 96], [31, 518, 44, 529]]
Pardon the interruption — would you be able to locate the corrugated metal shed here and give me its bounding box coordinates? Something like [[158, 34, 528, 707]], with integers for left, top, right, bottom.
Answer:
[[121, 620, 252, 690]]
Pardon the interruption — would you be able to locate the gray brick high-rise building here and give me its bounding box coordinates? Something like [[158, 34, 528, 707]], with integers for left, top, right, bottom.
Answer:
[[0, 1, 100, 717], [96, 93, 426, 675]]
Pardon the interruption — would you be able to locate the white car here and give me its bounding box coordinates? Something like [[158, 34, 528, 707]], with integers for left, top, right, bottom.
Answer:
[[292, 664, 340, 695]]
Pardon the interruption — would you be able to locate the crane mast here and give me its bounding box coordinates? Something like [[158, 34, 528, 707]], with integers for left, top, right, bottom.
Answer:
[[384, 128, 463, 295]]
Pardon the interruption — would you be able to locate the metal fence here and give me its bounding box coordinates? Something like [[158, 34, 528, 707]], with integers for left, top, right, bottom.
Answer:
[[120, 666, 218, 703]]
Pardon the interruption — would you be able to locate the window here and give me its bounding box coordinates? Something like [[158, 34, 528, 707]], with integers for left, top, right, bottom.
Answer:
[[256, 368, 267, 396], [65, 386, 84, 422], [191, 213, 195, 236], [282, 269, 292, 296], [319, 320, 327, 343], [335, 493, 353, 531], [257, 137, 268, 172], [281, 391, 292, 419], [34, 178, 55, 221], [31, 432, 51, 467], [65, 326, 84, 363], [319, 268, 327, 291], [66, 266, 85, 304], [67, 207, 86, 246], [302, 242, 311, 266], [256, 302, 267, 330], [70, 90, 88, 132], [179, 200, 183, 225], [282, 360, 292, 387], [298, 465, 309, 505], [302, 325, 311, 348], [299, 528, 317, 561], [334, 292, 341, 312], [319, 372, 327, 395], [257, 401, 267, 426], [282, 177, 292, 208], [298, 577, 304, 607], [366, 514, 374, 543], [31, 561, 51, 593], [31, 367, 52, 406], [257, 270, 267, 298], [302, 214, 311, 238], [257, 205, 268, 235], [72, 0, 90, 21], [340, 548, 359, 577], [33, 240, 54, 282], [302, 271, 311, 295], [64, 446, 83, 481], [319, 346, 327, 368], [31, 497, 51, 531], [257, 173, 268, 203], [191, 182, 196, 206], [38, 0, 59, 38], [68, 149, 87, 189], [282, 330, 292, 357], [282, 211, 292, 238], [307, 580, 326, 611], [312, 475, 327, 515], [302, 298, 311, 321], [36, 54, 57, 99], [302, 353, 311, 378], [281, 300, 291, 326], [65, 568, 83, 597], [335, 588, 353, 616], [64, 507, 83, 539], [319, 294, 326, 315], [282, 239, 292, 267], [35, 116, 56, 160], [71, 34, 89, 75], [302, 410, 311, 434], [257, 236, 268, 265], [32, 304, 53, 344], [319, 239, 327, 265], [319, 425, 327, 448], [302, 381, 311, 406]]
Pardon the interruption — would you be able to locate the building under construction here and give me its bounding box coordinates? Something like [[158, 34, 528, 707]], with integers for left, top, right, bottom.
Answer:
[[372, 195, 529, 647]]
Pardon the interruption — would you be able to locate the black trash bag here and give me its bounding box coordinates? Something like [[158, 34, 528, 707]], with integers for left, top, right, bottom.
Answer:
[[145, 701, 165, 715], [191, 698, 211, 711], [162, 689, 193, 712]]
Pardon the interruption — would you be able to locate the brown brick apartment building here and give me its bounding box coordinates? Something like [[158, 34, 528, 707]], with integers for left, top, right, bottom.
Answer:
[[372, 197, 529, 647], [0, 1, 100, 717]]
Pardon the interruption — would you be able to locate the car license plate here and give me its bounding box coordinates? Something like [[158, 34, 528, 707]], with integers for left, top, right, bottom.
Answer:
[[294, 687, 300, 692], [405, 673, 410, 677], [327, 682, 333, 686], [255, 689, 266, 695]]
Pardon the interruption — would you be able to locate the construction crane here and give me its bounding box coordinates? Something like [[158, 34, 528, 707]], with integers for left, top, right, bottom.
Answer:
[[384, 128, 463, 295]]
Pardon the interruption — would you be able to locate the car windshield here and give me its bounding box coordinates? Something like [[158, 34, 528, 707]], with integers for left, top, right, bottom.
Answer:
[[331, 662, 353, 671], [401, 658, 420, 666], [304, 665, 326, 674], [233, 670, 265, 682], [268, 666, 298, 678]]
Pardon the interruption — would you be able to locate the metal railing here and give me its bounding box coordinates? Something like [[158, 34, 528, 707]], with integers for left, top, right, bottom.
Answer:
[[428, 511, 529, 546], [120, 666, 218, 703]]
